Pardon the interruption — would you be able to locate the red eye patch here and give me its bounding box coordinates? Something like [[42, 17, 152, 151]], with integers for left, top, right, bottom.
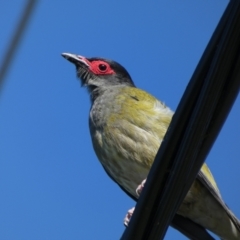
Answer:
[[89, 60, 115, 75]]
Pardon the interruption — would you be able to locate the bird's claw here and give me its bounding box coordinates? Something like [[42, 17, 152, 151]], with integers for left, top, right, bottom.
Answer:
[[136, 178, 146, 196], [124, 179, 147, 227], [124, 207, 135, 227]]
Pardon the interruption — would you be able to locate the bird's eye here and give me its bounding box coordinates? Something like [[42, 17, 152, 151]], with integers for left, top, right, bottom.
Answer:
[[90, 60, 114, 75], [98, 64, 107, 71]]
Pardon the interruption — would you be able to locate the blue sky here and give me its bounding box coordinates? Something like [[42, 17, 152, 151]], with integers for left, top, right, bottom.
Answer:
[[1, 1, 239, 239]]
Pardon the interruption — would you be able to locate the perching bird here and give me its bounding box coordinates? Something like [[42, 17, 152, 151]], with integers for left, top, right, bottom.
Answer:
[[62, 52, 240, 240]]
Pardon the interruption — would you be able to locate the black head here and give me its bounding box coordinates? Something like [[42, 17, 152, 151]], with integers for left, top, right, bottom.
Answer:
[[62, 53, 136, 92]]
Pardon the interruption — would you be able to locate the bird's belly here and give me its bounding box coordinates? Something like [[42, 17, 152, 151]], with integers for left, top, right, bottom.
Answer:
[[91, 128, 149, 199], [99, 147, 149, 199]]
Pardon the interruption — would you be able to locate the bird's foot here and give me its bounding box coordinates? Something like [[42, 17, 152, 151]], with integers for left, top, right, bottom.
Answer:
[[123, 179, 147, 227], [136, 178, 146, 196], [124, 207, 135, 227]]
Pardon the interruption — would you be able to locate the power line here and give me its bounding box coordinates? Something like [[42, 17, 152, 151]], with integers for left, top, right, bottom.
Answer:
[[121, 0, 240, 239]]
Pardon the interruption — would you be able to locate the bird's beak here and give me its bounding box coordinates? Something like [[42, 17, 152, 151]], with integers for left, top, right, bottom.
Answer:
[[61, 53, 90, 67]]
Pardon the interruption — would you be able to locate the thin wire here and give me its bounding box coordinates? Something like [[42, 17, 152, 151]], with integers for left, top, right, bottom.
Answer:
[[0, 0, 38, 94]]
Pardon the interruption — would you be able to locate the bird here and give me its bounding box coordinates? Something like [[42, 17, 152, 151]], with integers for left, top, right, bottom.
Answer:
[[62, 52, 240, 240]]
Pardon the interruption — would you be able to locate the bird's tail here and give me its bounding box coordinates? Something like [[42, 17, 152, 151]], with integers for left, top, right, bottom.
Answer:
[[220, 206, 240, 240]]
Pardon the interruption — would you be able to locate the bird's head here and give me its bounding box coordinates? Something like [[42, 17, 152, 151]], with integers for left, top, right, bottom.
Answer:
[[62, 53, 135, 98]]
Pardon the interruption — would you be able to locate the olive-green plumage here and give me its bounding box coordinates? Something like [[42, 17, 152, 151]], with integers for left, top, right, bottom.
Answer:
[[62, 52, 240, 240], [90, 86, 172, 197]]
